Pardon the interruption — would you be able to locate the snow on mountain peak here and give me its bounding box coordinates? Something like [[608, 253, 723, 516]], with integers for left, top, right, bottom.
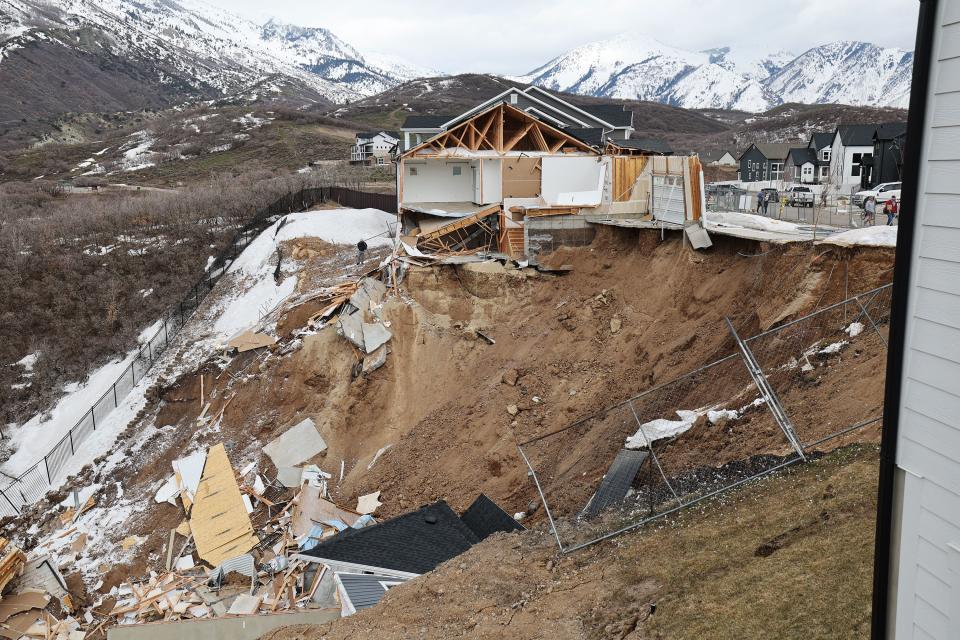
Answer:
[[519, 33, 911, 112]]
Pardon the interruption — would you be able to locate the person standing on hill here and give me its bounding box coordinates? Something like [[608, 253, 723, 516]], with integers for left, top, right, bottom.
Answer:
[[886, 195, 899, 225]]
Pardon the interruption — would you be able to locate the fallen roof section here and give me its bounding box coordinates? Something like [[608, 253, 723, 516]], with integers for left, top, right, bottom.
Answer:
[[190, 444, 258, 567], [334, 572, 410, 617], [459, 494, 525, 541]]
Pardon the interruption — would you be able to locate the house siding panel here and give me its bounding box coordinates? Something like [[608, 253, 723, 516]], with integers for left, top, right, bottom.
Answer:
[[894, 5, 960, 636]]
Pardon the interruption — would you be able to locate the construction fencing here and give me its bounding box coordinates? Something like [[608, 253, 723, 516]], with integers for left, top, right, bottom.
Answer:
[[518, 284, 893, 552], [0, 186, 395, 518]]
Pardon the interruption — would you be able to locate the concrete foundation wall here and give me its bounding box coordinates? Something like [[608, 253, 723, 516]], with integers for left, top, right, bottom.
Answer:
[[107, 609, 340, 640], [525, 215, 596, 256]]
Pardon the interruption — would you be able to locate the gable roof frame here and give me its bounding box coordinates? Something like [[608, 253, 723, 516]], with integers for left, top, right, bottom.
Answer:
[[441, 86, 604, 131], [401, 102, 599, 158]]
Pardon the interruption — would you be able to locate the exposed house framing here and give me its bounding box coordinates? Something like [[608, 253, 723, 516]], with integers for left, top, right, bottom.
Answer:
[[415, 205, 500, 253], [406, 103, 597, 157]]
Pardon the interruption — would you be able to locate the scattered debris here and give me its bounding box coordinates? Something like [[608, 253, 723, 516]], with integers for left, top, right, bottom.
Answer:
[[355, 492, 382, 515], [262, 419, 327, 471], [227, 331, 277, 353]]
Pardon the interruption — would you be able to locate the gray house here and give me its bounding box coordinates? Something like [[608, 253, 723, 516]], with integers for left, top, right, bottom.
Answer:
[[737, 143, 792, 182], [399, 86, 634, 152], [808, 132, 834, 183], [873, 0, 960, 637], [784, 147, 819, 184], [872, 122, 907, 186]]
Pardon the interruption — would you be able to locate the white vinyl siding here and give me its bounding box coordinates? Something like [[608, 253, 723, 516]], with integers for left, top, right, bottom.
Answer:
[[893, 1, 960, 638]]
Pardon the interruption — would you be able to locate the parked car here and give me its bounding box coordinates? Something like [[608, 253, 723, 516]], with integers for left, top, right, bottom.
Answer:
[[853, 182, 902, 207], [784, 185, 814, 207]]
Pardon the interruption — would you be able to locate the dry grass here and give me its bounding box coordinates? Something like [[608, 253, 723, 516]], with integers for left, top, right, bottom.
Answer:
[[627, 445, 877, 638]]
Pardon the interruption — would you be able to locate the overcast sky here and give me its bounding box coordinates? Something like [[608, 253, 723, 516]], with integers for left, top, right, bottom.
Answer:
[[210, 0, 920, 75]]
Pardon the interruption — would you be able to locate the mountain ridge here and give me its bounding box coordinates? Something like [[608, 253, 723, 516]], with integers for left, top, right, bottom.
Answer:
[[516, 33, 912, 112]]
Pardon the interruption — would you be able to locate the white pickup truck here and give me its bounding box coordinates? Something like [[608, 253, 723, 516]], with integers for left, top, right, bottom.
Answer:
[[784, 185, 814, 207], [853, 182, 902, 207]]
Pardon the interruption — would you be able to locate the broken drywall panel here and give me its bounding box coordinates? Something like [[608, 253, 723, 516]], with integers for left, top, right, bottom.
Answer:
[[174, 555, 196, 571], [172, 450, 207, 508], [361, 345, 388, 375], [189, 444, 257, 567], [154, 476, 179, 505], [361, 323, 392, 354], [263, 419, 327, 470], [360, 277, 387, 306], [356, 491, 382, 515], [227, 331, 276, 353], [276, 466, 303, 488], [226, 593, 261, 616], [337, 312, 365, 350]]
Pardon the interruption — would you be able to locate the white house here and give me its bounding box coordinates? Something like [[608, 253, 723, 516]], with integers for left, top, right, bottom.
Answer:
[[874, 0, 960, 638], [827, 124, 877, 193], [350, 131, 399, 165]]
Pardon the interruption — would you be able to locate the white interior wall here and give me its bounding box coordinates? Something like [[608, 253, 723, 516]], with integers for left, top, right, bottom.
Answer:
[[480, 159, 502, 204], [402, 160, 473, 202], [541, 156, 604, 206]]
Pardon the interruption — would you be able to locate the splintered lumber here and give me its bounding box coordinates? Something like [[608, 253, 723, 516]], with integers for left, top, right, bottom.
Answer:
[[189, 444, 258, 567], [0, 538, 27, 595]]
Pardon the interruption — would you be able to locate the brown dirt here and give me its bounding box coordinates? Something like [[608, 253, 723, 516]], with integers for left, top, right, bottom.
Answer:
[[7, 226, 894, 633], [262, 445, 880, 640]]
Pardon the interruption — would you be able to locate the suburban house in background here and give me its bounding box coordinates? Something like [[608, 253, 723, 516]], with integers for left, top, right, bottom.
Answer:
[[350, 131, 399, 165], [808, 132, 834, 183], [872, 122, 907, 185], [395, 89, 706, 259], [828, 124, 878, 192], [784, 147, 820, 184], [737, 142, 792, 182], [700, 149, 737, 166], [399, 85, 635, 153]]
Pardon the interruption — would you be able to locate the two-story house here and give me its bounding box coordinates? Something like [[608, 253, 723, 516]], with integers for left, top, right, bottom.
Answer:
[[808, 132, 834, 183], [872, 122, 907, 186], [350, 131, 400, 165], [784, 148, 819, 184], [737, 143, 792, 183], [827, 124, 878, 193]]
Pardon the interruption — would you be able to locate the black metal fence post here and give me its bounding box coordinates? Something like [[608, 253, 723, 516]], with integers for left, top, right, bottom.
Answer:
[[69, 429, 75, 455], [43, 456, 51, 483], [0, 489, 18, 515]]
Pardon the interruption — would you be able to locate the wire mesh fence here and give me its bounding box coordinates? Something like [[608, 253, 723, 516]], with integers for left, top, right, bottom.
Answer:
[[0, 185, 387, 517], [518, 284, 892, 552]]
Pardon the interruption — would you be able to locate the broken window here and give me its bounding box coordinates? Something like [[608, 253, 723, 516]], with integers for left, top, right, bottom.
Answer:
[[410, 167, 418, 176], [452, 166, 462, 176]]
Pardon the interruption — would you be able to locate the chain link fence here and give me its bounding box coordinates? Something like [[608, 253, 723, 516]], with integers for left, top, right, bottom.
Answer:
[[518, 284, 892, 552], [0, 185, 394, 517]]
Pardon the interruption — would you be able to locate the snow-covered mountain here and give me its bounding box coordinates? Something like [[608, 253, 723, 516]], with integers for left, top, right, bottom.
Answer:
[[518, 34, 912, 112], [0, 0, 430, 107]]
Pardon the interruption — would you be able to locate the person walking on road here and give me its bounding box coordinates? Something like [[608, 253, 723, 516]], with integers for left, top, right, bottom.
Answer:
[[886, 195, 899, 225], [863, 196, 876, 226], [762, 191, 770, 216], [756, 192, 763, 213]]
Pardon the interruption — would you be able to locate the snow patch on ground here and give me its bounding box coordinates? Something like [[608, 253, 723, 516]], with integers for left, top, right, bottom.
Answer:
[[846, 322, 864, 338], [707, 409, 739, 425], [820, 225, 897, 247], [705, 211, 804, 234]]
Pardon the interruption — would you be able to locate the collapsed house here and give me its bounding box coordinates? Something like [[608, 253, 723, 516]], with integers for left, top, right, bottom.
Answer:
[[396, 86, 706, 259], [297, 495, 523, 617]]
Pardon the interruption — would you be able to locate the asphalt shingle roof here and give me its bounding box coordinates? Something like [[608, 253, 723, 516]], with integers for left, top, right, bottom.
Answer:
[[874, 122, 908, 141], [786, 147, 818, 166], [837, 124, 880, 147], [809, 132, 834, 150], [753, 142, 793, 160], [578, 104, 634, 127], [401, 115, 452, 129], [460, 494, 525, 541], [301, 501, 479, 575], [566, 127, 605, 147]]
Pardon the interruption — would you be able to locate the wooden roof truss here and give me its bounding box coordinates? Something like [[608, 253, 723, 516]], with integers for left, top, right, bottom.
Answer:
[[407, 104, 596, 157]]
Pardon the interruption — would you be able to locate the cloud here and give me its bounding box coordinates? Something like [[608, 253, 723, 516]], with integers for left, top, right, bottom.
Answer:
[[216, 0, 919, 75]]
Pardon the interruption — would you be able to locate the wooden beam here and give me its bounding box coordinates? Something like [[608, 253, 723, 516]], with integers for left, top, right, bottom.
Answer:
[[531, 124, 549, 152], [549, 137, 566, 153], [417, 205, 501, 242], [503, 122, 535, 152], [495, 106, 504, 153], [474, 113, 495, 151]]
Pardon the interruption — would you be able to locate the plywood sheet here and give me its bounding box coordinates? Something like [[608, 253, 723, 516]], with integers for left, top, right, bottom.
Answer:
[[501, 157, 541, 198], [190, 444, 257, 567]]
